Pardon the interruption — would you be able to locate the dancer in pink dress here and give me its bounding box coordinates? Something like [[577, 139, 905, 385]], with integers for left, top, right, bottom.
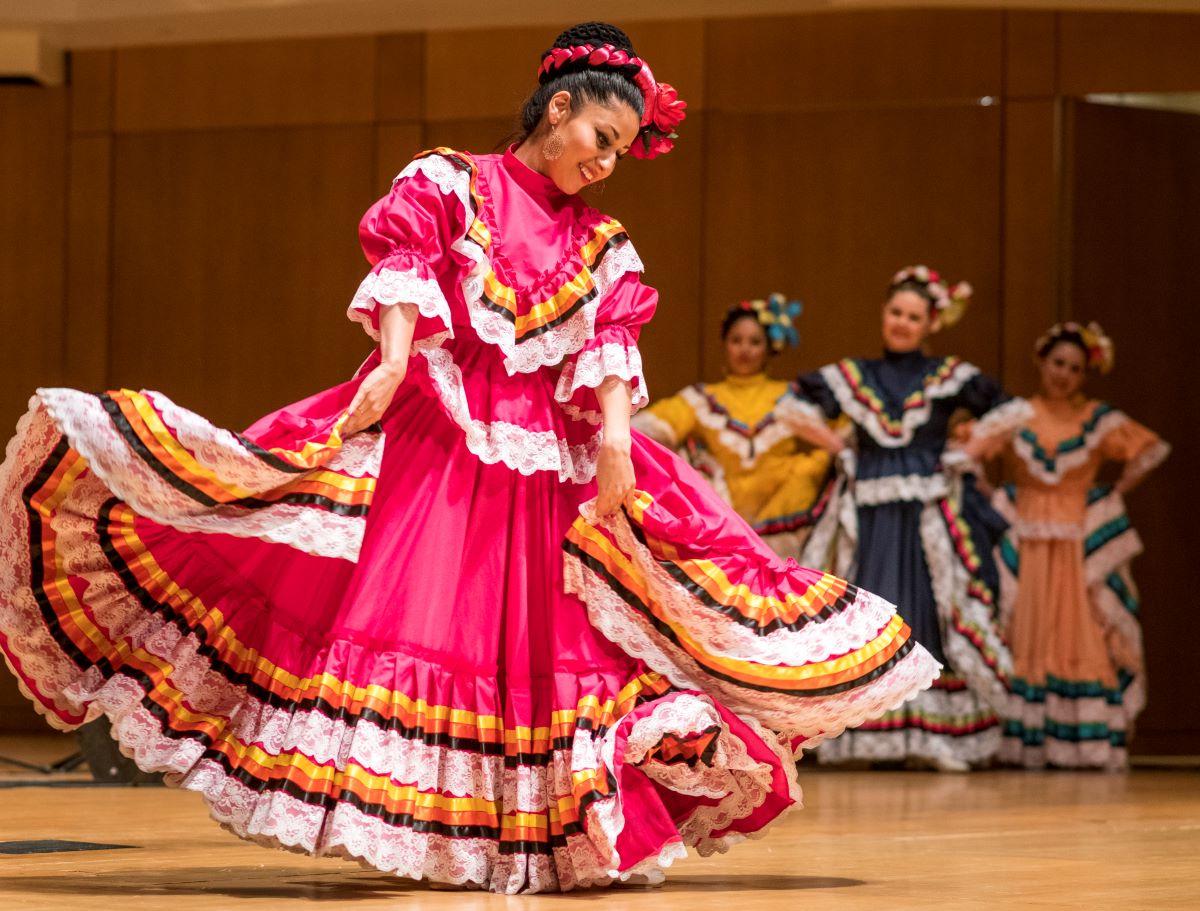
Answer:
[[0, 22, 936, 893]]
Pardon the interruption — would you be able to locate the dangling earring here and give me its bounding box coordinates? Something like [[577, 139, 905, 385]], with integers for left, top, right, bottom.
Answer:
[[542, 127, 565, 161]]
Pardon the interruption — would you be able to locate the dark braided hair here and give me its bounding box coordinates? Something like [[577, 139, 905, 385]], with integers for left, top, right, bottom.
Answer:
[[1036, 327, 1090, 361], [720, 308, 768, 343], [512, 22, 645, 145]]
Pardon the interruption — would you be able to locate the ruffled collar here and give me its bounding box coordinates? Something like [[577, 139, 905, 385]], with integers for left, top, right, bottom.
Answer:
[[502, 145, 570, 205]]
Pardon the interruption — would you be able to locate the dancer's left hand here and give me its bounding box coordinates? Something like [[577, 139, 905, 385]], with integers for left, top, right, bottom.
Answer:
[[596, 434, 636, 518]]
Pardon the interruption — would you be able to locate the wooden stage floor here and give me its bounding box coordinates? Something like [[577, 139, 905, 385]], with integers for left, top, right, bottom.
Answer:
[[0, 735, 1196, 910]]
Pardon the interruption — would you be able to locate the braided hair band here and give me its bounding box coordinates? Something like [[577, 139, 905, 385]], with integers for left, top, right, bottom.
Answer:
[[536, 44, 687, 159]]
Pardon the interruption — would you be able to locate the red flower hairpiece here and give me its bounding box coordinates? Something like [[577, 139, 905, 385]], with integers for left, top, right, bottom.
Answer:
[[537, 43, 687, 159]]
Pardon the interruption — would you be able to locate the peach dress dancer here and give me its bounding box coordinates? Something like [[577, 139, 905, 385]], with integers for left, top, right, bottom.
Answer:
[[989, 397, 1169, 769]]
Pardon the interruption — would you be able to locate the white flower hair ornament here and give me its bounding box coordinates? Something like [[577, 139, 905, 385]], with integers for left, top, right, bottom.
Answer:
[[890, 265, 972, 331]]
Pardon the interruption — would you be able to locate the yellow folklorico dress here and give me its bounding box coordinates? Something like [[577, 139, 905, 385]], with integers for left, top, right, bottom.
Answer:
[[633, 372, 833, 560]]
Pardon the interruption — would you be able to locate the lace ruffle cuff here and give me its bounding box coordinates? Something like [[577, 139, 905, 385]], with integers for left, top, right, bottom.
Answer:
[[347, 252, 453, 344]]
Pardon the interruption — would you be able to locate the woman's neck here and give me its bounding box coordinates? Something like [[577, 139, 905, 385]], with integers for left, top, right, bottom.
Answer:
[[1036, 392, 1089, 418]]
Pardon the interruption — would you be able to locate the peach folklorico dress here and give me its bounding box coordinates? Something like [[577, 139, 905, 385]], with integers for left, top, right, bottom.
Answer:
[[988, 397, 1170, 769], [0, 146, 938, 892], [632, 373, 834, 561]]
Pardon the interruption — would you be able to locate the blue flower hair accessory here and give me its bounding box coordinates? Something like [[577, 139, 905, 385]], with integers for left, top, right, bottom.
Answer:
[[734, 293, 804, 354]]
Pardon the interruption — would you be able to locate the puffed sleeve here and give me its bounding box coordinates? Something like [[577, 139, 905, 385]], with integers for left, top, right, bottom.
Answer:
[[632, 389, 698, 447], [776, 368, 841, 430], [1101, 414, 1171, 489], [554, 271, 657, 424], [347, 160, 463, 345], [956, 370, 1033, 457]]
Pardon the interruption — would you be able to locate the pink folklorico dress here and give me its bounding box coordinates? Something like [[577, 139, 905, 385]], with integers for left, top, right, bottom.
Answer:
[[0, 147, 938, 893]]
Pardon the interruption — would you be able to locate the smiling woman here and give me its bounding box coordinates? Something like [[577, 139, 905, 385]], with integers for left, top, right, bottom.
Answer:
[[780, 265, 1025, 771], [0, 21, 936, 894]]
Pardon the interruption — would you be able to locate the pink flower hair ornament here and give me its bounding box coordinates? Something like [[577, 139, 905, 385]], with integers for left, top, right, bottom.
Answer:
[[537, 43, 688, 159]]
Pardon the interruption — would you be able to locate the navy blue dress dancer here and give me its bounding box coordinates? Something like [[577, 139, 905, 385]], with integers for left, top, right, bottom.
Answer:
[[781, 266, 1027, 770]]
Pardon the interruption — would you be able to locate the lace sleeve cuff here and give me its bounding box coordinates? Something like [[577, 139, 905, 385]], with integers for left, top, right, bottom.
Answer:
[[347, 253, 453, 344], [970, 397, 1033, 443], [1119, 439, 1171, 489], [555, 341, 648, 425], [776, 392, 828, 431]]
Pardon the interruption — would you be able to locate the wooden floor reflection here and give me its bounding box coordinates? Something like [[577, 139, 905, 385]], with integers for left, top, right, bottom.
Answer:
[[0, 734, 1196, 910]]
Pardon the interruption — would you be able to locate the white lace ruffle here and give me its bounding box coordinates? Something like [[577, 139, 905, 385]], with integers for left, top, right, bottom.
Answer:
[[347, 265, 454, 342], [821, 359, 980, 449], [817, 687, 1002, 766], [918, 499, 1012, 713], [555, 342, 649, 425], [1008, 518, 1085, 540], [1011, 408, 1128, 485], [36, 389, 377, 562], [564, 508, 941, 745], [395, 154, 645, 376], [1000, 691, 1131, 770], [774, 393, 828, 432], [1119, 439, 1171, 490], [680, 385, 794, 469], [854, 472, 950, 506], [624, 694, 777, 848], [969, 397, 1033, 444], [416, 344, 603, 484]]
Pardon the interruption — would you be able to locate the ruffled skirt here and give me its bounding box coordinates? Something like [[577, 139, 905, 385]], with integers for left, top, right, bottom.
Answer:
[[994, 487, 1145, 770], [0, 372, 937, 892]]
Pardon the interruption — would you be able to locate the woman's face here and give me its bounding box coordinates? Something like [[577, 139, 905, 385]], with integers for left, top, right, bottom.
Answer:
[[543, 92, 640, 195], [881, 290, 937, 352], [1038, 341, 1087, 401], [724, 315, 770, 377]]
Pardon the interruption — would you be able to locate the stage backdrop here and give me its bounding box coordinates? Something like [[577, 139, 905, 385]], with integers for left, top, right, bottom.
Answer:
[[1, 9, 1197, 754]]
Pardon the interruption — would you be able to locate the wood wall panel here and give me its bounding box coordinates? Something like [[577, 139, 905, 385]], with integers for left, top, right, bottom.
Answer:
[[374, 34, 425, 123], [109, 126, 376, 430], [1067, 101, 1200, 754], [69, 49, 113, 134], [703, 105, 1002, 383], [1001, 100, 1060, 392], [64, 135, 113, 392], [1004, 11, 1057, 98], [424, 20, 704, 124], [114, 37, 377, 132], [425, 27, 558, 123], [0, 87, 68, 431], [707, 10, 1003, 113], [1059, 12, 1200, 95], [374, 123, 426, 193], [0, 86, 68, 729]]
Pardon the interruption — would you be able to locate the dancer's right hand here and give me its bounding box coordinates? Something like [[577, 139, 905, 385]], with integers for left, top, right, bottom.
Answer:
[[345, 361, 406, 434]]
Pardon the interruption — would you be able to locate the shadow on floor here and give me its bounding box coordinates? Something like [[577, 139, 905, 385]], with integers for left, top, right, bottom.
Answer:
[[0, 868, 864, 899]]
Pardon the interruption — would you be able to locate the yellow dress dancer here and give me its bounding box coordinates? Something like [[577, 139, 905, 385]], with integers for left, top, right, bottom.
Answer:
[[634, 296, 832, 561]]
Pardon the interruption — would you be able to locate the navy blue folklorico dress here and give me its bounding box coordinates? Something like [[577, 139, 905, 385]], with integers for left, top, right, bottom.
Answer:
[[781, 349, 1029, 765]]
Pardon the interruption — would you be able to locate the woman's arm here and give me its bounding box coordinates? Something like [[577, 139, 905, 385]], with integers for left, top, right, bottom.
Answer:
[[595, 376, 637, 518], [788, 417, 849, 455], [345, 303, 418, 434]]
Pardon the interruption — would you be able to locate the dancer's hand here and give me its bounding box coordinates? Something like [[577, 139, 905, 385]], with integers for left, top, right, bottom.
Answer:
[[346, 361, 406, 434], [596, 433, 636, 518]]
